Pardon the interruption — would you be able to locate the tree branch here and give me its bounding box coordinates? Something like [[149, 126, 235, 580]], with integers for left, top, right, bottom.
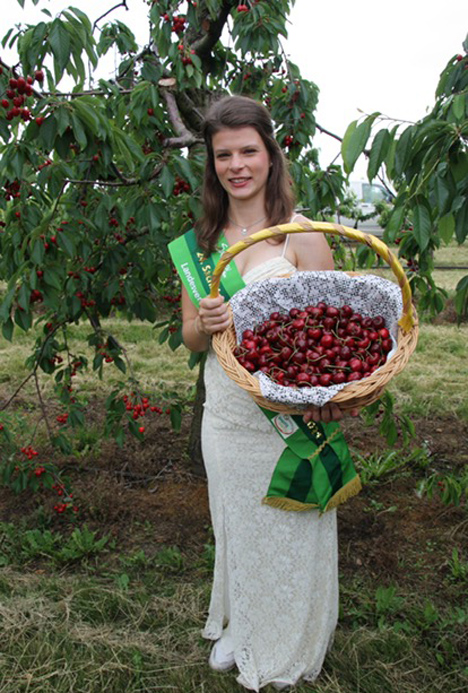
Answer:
[[41, 87, 133, 98], [163, 134, 204, 148], [316, 123, 343, 143], [34, 371, 54, 441], [161, 88, 202, 147], [191, 0, 236, 64], [93, 1, 129, 31], [161, 88, 194, 138], [65, 161, 165, 187], [1, 372, 35, 411], [1, 324, 63, 413]]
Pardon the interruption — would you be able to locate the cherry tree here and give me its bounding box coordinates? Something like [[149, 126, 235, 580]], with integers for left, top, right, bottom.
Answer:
[[0, 0, 466, 504]]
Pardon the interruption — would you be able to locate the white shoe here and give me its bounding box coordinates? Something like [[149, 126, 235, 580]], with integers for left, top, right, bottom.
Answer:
[[208, 635, 235, 672]]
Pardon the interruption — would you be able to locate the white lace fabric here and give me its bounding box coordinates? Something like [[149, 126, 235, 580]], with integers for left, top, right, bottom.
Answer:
[[201, 258, 339, 691]]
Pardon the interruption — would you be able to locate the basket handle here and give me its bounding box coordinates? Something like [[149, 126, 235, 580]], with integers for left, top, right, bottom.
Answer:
[[209, 221, 415, 333]]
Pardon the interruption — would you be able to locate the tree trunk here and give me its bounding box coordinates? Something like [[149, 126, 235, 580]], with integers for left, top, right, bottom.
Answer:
[[187, 355, 206, 478]]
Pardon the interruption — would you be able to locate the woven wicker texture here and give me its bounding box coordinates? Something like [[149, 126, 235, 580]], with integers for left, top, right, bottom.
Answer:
[[211, 222, 419, 414]]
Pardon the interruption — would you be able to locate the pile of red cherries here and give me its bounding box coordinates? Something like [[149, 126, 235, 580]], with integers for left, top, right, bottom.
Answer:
[[234, 302, 392, 388]]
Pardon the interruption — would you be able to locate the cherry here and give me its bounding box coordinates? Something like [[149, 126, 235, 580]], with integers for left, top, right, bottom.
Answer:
[[372, 315, 385, 329], [320, 334, 334, 348], [235, 302, 390, 390]]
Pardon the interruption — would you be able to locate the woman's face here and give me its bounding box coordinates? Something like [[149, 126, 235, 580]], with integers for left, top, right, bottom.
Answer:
[[211, 126, 271, 206]]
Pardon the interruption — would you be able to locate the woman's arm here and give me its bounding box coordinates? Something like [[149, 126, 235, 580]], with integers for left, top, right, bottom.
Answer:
[[181, 285, 231, 352]]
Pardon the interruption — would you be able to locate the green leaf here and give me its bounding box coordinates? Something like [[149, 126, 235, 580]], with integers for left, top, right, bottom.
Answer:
[[18, 283, 30, 311], [394, 126, 414, 177], [341, 117, 374, 174], [188, 351, 204, 369], [385, 205, 406, 242], [57, 231, 75, 257], [113, 356, 126, 374], [2, 318, 14, 341], [14, 307, 32, 331], [49, 20, 71, 80], [455, 274, 468, 320], [0, 287, 15, 322], [340, 120, 357, 167], [54, 106, 71, 136], [455, 202, 468, 243], [438, 214, 455, 244], [367, 129, 391, 181], [412, 202, 432, 251], [31, 239, 45, 265], [44, 269, 63, 290], [160, 165, 175, 198], [452, 94, 466, 121], [433, 173, 454, 216], [71, 112, 87, 149], [72, 99, 100, 136], [158, 326, 169, 344], [168, 326, 183, 351], [2, 28, 14, 47], [38, 116, 58, 150], [170, 406, 182, 432]]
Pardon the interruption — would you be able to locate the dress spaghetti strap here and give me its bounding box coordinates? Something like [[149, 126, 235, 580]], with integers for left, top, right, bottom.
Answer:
[[281, 212, 301, 258]]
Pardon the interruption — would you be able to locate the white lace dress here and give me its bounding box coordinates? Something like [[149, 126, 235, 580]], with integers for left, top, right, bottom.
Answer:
[[201, 256, 339, 691]]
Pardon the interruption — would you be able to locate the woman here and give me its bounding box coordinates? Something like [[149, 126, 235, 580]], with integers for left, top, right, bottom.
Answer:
[[171, 95, 356, 691]]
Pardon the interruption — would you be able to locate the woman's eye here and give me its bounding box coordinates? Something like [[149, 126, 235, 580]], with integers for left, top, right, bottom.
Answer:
[[216, 153, 229, 159]]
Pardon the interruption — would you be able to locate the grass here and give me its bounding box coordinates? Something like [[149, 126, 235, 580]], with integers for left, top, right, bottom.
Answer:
[[353, 240, 468, 293], [0, 551, 466, 693], [0, 318, 197, 404], [389, 324, 468, 420], [431, 242, 468, 267]]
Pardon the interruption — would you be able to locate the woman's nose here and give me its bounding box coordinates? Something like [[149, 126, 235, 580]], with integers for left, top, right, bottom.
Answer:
[[229, 154, 244, 170]]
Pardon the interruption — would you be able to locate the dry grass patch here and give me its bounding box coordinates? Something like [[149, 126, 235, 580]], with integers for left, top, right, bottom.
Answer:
[[0, 565, 466, 693]]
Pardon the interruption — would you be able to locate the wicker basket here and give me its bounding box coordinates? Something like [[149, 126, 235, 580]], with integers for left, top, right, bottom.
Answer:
[[210, 221, 419, 414]]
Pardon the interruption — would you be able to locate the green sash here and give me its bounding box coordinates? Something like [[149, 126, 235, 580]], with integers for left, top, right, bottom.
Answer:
[[168, 229, 361, 513]]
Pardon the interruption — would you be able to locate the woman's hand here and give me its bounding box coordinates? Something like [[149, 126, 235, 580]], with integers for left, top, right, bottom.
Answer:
[[197, 295, 231, 336], [302, 403, 360, 424]]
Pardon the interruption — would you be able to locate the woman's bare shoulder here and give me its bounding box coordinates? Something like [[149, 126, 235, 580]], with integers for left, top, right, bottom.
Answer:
[[288, 214, 334, 270]]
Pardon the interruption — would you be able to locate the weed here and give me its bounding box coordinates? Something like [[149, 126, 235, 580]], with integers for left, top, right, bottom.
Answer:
[[59, 525, 111, 562], [154, 545, 184, 572], [374, 585, 404, 628], [363, 498, 398, 514], [0, 522, 110, 566], [120, 549, 151, 570], [200, 542, 215, 572], [354, 446, 430, 485], [418, 466, 468, 506], [447, 547, 468, 581], [115, 572, 131, 590]]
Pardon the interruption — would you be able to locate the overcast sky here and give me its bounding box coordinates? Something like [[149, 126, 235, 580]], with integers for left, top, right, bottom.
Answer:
[[4, 0, 467, 179]]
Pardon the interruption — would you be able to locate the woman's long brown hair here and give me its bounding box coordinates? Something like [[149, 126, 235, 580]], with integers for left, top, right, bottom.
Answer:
[[196, 95, 296, 255]]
